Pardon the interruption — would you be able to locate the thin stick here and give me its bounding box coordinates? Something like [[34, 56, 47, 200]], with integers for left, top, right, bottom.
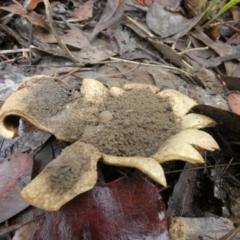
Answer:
[[107, 57, 192, 76], [179, 46, 209, 55], [124, 14, 154, 37], [220, 224, 240, 240], [42, 0, 76, 62], [0, 49, 30, 54], [164, 162, 240, 174]]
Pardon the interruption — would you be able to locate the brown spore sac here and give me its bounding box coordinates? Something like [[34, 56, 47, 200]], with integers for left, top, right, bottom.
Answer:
[[81, 88, 181, 157]]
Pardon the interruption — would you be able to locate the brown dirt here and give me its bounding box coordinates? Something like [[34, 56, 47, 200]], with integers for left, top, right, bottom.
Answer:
[[81, 87, 181, 157]]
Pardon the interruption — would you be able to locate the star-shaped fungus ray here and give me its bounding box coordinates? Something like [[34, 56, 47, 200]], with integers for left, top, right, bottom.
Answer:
[[21, 141, 101, 211], [102, 155, 167, 187], [152, 129, 219, 164], [151, 89, 219, 164], [0, 75, 220, 211]]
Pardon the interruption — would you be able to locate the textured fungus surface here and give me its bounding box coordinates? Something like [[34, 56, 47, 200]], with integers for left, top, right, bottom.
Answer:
[[21, 141, 101, 211], [0, 76, 181, 157], [81, 88, 181, 157], [0, 75, 220, 211]]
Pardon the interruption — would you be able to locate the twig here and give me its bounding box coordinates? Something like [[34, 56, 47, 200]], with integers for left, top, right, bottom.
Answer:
[[0, 49, 30, 54], [107, 57, 193, 76], [42, 0, 76, 62], [179, 46, 209, 55], [220, 224, 240, 240], [124, 14, 154, 37], [11, 0, 23, 8], [60, 67, 82, 79], [164, 162, 240, 174]]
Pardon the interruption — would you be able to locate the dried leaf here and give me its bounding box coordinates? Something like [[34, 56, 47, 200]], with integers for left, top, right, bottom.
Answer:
[[42, 0, 76, 62], [12, 220, 36, 240], [0, 153, 33, 223], [32, 178, 169, 239], [228, 92, 240, 115], [218, 69, 240, 91], [72, 0, 93, 20], [170, 217, 239, 240], [33, 28, 90, 49], [0, 5, 50, 31], [91, 0, 125, 38], [191, 31, 239, 75], [184, 0, 207, 17], [146, 2, 205, 39], [76, 43, 116, 63], [24, 0, 43, 10], [148, 38, 183, 68]]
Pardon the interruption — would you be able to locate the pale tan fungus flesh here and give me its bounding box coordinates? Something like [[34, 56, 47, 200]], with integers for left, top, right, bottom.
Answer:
[[0, 75, 221, 211], [153, 129, 220, 164], [181, 113, 217, 129], [158, 89, 197, 117], [21, 141, 102, 211], [81, 78, 108, 103], [123, 83, 160, 93], [0, 76, 108, 142], [103, 155, 167, 187]]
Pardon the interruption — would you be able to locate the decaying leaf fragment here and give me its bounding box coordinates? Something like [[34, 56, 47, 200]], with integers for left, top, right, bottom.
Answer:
[[0, 75, 220, 211], [21, 141, 101, 211]]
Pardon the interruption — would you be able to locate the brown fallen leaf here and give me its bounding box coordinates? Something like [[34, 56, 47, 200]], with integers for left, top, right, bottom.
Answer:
[[24, 0, 43, 10], [0, 4, 50, 31], [33, 28, 90, 49], [91, 0, 125, 39], [71, 0, 93, 20], [191, 30, 238, 75], [31, 178, 170, 240], [0, 153, 33, 223], [148, 38, 183, 68], [183, 0, 207, 17], [217, 68, 240, 91], [169, 217, 240, 240], [146, 2, 205, 39], [228, 92, 240, 115], [42, 0, 76, 62]]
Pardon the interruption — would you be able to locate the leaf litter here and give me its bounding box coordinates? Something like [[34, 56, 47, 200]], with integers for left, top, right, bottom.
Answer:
[[1, 0, 240, 239]]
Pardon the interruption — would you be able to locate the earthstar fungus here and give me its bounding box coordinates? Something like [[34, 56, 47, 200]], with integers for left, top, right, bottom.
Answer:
[[0, 75, 219, 211]]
